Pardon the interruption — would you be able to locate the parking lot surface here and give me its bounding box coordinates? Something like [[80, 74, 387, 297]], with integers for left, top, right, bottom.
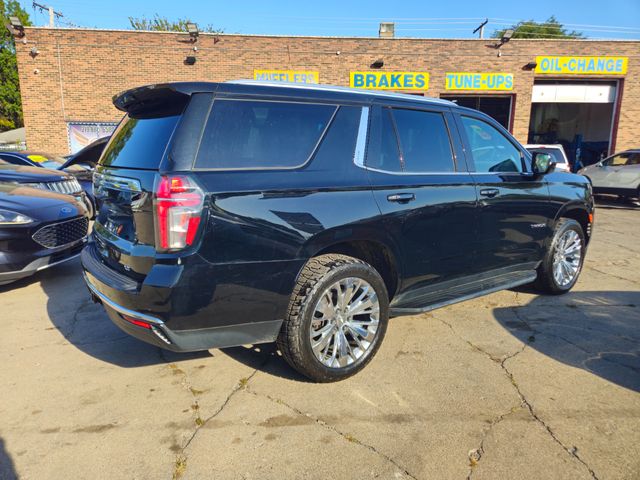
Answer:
[[1, 202, 638, 480]]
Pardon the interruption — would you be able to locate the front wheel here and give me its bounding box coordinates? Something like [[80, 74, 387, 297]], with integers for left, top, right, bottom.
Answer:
[[535, 219, 586, 294], [277, 254, 389, 382]]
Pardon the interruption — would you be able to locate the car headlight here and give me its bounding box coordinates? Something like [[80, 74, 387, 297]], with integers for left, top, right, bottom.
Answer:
[[0, 209, 34, 225]]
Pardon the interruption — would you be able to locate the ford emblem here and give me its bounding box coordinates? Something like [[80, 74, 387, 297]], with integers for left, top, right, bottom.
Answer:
[[60, 206, 73, 215]]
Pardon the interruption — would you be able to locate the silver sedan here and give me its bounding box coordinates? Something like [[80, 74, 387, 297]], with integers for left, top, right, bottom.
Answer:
[[579, 150, 640, 200]]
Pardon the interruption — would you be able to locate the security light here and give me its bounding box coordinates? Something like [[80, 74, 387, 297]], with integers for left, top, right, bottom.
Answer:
[[8, 16, 24, 37], [379, 22, 394, 38], [371, 58, 384, 69], [186, 23, 199, 41], [184, 56, 196, 65], [501, 29, 514, 43], [524, 61, 538, 70]]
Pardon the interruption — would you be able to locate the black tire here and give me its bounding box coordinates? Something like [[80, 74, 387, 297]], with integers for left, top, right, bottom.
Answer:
[[535, 218, 586, 295], [277, 254, 389, 382]]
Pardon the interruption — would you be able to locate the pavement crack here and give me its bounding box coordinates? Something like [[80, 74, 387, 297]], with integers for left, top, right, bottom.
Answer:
[[501, 358, 600, 480], [438, 316, 599, 480], [61, 299, 94, 340], [168, 356, 269, 479], [588, 266, 636, 284], [246, 388, 418, 480], [466, 405, 522, 479]]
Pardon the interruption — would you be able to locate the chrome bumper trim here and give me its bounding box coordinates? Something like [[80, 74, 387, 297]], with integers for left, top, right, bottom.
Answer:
[[83, 272, 164, 326]]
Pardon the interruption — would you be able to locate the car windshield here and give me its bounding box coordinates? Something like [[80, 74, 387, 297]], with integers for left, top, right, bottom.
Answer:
[[605, 152, 640, 166], [25, 153, 66, 170], [527, 148, 566, 164]]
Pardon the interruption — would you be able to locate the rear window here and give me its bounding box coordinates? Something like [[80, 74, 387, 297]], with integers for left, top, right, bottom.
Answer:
[[195, 100, 336, 169], [99, 114, 181, 169]]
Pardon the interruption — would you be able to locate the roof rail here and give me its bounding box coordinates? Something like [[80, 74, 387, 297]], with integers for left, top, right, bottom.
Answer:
[[226, 79, 455, 106]]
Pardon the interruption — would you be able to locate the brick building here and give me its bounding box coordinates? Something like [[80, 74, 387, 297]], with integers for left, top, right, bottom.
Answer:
[[14, 27, 640, 164]]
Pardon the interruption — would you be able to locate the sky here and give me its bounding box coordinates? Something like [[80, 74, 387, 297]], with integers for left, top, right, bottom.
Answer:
[[18, 0, 640, 40]]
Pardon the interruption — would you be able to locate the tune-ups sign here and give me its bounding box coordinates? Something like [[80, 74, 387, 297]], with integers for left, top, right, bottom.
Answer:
[[350, 72, 429, 90], [445, 72, 514, 91]]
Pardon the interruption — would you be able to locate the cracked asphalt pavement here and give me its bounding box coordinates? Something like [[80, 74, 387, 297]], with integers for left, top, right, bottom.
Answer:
[[1, 201, 639, 479]]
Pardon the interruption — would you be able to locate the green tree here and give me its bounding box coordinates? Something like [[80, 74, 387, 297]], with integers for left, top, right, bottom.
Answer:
[[128, 14, 222, 33], [0, 0, 31, 132], [493, 16, 584, 39]]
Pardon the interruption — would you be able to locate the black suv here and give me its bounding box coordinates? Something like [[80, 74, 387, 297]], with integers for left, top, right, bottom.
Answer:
[[82, 81, 593, 382]]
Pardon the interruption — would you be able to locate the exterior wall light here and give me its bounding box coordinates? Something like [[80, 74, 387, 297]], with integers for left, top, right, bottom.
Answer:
[[186, 23, 199, 42], [8, 16, 25, 37]]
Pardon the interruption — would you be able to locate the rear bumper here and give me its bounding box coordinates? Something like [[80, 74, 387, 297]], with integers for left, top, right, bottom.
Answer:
[[81, 242, 284, 352]]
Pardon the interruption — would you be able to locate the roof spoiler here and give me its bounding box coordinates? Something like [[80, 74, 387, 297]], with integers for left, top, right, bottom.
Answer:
[[112, 82, 218, 117]]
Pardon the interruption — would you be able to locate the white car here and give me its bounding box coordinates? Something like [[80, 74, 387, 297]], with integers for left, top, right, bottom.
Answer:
[[524, 144, 571, 172], [579, 150, 640, 200]]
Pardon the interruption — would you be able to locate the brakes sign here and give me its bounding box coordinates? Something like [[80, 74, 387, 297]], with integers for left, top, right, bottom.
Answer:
[[350, 72, 429, 91]]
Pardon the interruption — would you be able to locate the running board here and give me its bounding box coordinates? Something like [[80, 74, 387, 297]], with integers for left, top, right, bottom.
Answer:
[[390, 270, 537, 317]]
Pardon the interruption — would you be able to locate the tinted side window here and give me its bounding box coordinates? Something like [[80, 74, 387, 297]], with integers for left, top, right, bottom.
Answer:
[[461, 116, 523, 173], [195, 100, 336, 169], [392, 109, 455, 172], [365, 107, 402, 172]]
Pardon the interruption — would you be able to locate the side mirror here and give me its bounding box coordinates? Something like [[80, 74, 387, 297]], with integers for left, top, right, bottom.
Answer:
[[532, 152, 554, 175]]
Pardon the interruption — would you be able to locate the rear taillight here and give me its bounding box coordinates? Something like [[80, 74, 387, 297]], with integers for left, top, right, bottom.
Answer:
[[154, 175, 204, 251]]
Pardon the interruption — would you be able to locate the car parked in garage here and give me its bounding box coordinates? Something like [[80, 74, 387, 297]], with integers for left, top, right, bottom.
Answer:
[[523, 144, 571, 172], [0, 182, 90, 285], [82, 81, 594, 382], [579, 149, 640, 200]]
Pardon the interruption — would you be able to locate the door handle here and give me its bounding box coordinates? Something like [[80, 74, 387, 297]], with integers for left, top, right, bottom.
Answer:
[[387, 193, 416, 204], [479, 188, 499, 198]]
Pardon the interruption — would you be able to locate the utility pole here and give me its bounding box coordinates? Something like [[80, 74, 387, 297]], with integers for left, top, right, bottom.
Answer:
[[473, 18, 489, 39], [32, 2, 63, 28]]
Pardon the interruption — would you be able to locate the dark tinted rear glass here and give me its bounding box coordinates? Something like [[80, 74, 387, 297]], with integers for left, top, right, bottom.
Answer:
[[99, 114, 180, 169], [365, 107, 402, 172], [391, 109, 454, 172], [195, 100, 336, 169]]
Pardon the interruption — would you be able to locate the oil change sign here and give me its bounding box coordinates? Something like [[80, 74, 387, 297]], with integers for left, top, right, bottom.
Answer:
[[253, 70, 319, 83], [445, 72, 513, 91], [535, 56, 628, 75], [350, 72, 429, 90]]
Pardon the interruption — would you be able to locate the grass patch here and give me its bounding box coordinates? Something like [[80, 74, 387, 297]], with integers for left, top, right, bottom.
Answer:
[[173, 455, 187, 480]]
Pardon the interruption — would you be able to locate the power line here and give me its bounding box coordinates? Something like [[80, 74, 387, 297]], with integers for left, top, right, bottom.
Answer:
[[32, 1, 63, 27]]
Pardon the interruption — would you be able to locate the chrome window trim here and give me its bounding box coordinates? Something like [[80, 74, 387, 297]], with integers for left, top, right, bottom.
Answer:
[[362, 166, 474, 176], [353, 106, 369, 168]]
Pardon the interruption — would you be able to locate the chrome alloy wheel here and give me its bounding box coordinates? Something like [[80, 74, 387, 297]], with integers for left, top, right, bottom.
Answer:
[[552, 230, 582, 287], [310, 277, 380, 368]]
